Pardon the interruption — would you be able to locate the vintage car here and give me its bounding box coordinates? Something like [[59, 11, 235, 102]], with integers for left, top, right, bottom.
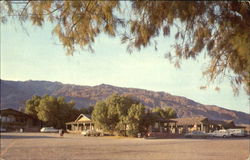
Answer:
[[185, 131, 209, 138], [227, 129, 246, 137], [209, 130, 231, 138]]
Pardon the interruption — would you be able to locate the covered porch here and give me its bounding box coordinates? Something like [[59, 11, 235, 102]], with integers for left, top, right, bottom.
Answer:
[[65, 114, 95, 133], [66, 121, 94, 133], [148, 119, 177, 137]]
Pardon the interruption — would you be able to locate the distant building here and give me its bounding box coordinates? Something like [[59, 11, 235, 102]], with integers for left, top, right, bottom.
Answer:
[[0, 108, 41, 132], [148, 118, 177, 137], [148, 116, 244, 137], [65, 113, 245, 137], [171, 117, 239, 133], [66, 114, 95, 133]]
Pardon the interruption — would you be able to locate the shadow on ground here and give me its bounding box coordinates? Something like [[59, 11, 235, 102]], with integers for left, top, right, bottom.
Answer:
[[0, 135, 59, 139]]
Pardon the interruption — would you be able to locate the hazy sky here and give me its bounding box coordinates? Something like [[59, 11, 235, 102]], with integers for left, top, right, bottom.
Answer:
[[1, 21, 249, 113]]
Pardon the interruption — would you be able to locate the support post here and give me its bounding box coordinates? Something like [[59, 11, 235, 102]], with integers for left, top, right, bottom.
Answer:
[[201, 123, 204, 132]]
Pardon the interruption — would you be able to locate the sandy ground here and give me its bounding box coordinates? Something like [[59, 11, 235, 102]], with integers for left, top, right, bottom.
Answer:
[[0, 132, 249, 160]]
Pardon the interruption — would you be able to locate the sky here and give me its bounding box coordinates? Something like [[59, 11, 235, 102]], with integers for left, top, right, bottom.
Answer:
[[1, 20, 249, 114]]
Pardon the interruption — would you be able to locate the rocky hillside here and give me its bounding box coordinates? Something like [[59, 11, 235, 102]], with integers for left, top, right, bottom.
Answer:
[[1, 79, 249, 124]]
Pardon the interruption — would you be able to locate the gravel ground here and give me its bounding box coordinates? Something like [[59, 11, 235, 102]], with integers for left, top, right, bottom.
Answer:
[[0, 132, 249, 160]]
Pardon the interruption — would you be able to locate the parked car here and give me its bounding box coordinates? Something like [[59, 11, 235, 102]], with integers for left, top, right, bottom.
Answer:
[[40, 127, 59, 133], [81, 130, 101, 136], [227, 129, 246, 137], [210, 130, 231, 138], [185, 131, 209, 138]]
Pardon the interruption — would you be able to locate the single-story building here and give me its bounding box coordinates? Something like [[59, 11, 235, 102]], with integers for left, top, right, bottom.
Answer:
[[148, 118, 177, 137], [65, 114, 244, 136], [0, 108, 41, 132], [66, 114, 95, 133], [66, 113, 178, 136], [171, 117, 238, 134]]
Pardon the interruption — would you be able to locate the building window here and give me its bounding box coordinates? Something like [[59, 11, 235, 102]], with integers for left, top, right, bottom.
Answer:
[[6, 117, 11, 122], [154, 122, 159, 128], [7, 115, 16, 122], [1, 116, 7, 122]]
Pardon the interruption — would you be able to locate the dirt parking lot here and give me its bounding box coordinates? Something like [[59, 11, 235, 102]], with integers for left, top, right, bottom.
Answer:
[[0, 132, 249, 160]]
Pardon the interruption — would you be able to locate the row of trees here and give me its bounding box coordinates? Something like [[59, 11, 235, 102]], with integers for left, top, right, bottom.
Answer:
[[25, 94, 177, 136], [91, 94, 177, 137]]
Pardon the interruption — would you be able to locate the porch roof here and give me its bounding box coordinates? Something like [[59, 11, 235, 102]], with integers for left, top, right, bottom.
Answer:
[[171, 117, 207, 126], [232, 126, 246, 129], [65, 121, 92, 125], [65, 113, 92, 125], [156, 118, 177, 123], [207, 119, 227, 125], [0, 108, 38, 120]]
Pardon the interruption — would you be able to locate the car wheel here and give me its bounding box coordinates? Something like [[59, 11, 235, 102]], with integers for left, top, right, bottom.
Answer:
[[223, 135, 226, 138]]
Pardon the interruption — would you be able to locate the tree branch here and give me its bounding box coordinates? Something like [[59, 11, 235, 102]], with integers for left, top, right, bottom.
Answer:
[[19, 0, 30, 17]]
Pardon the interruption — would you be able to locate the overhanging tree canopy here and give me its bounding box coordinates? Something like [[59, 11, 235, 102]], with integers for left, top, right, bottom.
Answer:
[[1, 1, 249, 94]]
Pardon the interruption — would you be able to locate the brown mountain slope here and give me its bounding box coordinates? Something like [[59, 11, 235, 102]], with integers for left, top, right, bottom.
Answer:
[[1, 80, 249, 124]]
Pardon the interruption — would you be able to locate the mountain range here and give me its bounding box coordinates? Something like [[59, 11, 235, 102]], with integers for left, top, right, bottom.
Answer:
[[1, 79, 249, 125]]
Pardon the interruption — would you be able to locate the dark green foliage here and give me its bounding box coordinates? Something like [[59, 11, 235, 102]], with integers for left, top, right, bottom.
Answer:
[[92, 101, 115, 133], [25, 95, 79, 129], [152, 107, 177, 119], [25, 95, 41, 119], [127, 103, 145, 137], [92, 94, 146, 136], [92, 94, 177, 137]]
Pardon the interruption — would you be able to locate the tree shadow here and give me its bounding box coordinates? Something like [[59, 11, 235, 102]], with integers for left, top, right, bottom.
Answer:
[[0, 135, 59, 139]]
